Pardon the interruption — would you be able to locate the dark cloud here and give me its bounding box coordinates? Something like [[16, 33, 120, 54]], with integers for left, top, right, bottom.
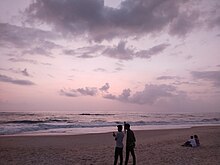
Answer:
[[0, 23, 58, 49], [103, 41, 169, 60], [168, 11, 199, 36], [191, 70, 220, 87], [103, 41, 133, 60], [62, 41, 169, 60], [99, 83, 110, 92], [0, 74, 35, 86], [207, 3, 220, 29], [25, 0, 199, 41], [135, 43, 170, 59], [63, 45, 105, 58]]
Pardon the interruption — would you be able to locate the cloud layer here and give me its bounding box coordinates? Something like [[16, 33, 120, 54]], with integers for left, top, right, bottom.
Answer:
[[25, 0, 201, 41], [60, 83, 181, 105]]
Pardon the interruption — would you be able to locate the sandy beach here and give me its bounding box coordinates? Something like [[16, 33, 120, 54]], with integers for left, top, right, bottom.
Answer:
[[0, 126, 220, 165]]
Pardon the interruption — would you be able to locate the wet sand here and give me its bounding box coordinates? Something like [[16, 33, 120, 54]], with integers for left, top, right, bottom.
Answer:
[[0, 126, 220, 165]]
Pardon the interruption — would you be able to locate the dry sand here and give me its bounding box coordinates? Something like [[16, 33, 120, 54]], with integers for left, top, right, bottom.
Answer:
[[0, 126, 220, 165]]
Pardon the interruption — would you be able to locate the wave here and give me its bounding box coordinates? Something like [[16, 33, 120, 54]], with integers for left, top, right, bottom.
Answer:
[[79, 113, 114, 116], [1, 112, 220, 135], [4, 119, 68, 124]]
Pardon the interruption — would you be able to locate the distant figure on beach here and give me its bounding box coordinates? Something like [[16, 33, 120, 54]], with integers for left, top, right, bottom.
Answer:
[[194, 134, 200, 147], [113, 125, 124, 165], [182, 136, 197, 147], [124, 123, 136, 165]]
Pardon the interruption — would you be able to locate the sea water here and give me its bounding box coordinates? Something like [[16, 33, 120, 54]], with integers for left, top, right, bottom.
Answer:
[[0, 112, 220, 136]]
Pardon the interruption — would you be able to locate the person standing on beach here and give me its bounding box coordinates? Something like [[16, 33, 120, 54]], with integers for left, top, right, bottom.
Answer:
[[124, 123, 136, 165], [113, 125, 124, 165]]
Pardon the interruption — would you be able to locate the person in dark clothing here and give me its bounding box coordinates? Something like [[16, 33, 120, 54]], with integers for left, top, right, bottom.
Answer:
[[113, 125, 124, 165], [194, 134, 200, 147], [124, 123, 136, 165]]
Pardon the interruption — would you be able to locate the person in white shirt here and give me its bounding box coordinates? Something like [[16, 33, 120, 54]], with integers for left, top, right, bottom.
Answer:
[[189, 136, 197, 147], [182, 136, 197, 147], [113, 125, 124, 165]]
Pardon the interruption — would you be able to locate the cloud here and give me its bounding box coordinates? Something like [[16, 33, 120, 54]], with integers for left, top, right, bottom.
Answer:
[[104, 84, 177, 105], [135, 43, 170, 59], [11, 68, 31, 77], [63, 45, 105, 58], [0, 68, 31, 77], [103, 41, 133, 60], [0, 74, 35, 86], [8, 58, 52, 66], [99, 83, 110, 92], [118, 88, 131, 101], [0, 23, 58, 49], [60, 83, 109, 97], [23, 47, 52, 57], [103, 84, 180, 105], [21, 68, 30, 77], [60, 89, 79, 97], [25, 0, 200, 41], [130, 84, 176, 104], [168, 11, 199, 36], [77, 87, 98, 96], [206, 3, 220, 29], [93, 68, 107, 72], [103, 93, 117, 100], [157, 76, 181, 80], [60, 83, 181, 105], [191, 70, 220, 87], [9, 58, 37, 64], [103, 41, 169, 60]]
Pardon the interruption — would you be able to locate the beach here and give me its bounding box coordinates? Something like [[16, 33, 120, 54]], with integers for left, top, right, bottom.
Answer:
[[0, 126, 220, 165]]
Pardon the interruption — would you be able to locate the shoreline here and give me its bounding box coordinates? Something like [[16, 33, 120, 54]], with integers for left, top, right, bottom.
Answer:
[[1, 126, 220, 164], [1, 124, 220, 137]]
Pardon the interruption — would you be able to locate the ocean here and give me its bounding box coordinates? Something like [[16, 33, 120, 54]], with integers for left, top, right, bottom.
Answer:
[[0, 112, 220, 136]]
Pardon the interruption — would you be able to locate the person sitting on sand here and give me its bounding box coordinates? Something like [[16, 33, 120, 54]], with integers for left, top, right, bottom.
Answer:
[[194, 134, 200, 147], [182, 136, 197, 147], [113, 125, 124, 165], [124, 123, 136, 165]]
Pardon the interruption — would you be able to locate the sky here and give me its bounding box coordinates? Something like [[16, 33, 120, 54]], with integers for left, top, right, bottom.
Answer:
[[0, 0, 220, 113]]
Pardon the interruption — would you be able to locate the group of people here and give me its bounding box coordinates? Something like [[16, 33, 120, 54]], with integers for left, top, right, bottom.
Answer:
[[113, 122, 136, 165], [182, 134, 200, 147]]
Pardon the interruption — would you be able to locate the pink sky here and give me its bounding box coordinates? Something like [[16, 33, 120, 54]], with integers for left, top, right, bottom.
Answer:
[[0, 0, 220, 113]]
